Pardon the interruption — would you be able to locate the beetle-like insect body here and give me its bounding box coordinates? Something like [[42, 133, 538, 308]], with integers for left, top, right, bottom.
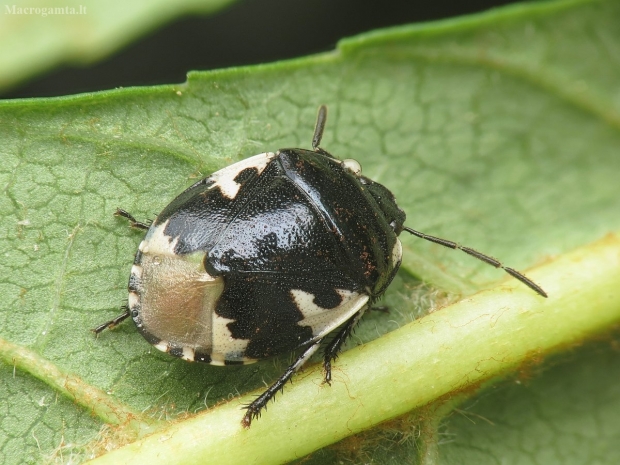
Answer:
[[95, 106, 547, 427]]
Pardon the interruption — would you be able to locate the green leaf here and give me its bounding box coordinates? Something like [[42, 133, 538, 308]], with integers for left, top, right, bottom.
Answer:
[[79, 236, 620, 465], [0, 0, 238, 91], [1, 0, 619, 463]]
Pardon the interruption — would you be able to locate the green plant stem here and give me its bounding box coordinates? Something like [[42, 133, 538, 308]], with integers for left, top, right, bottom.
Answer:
[[86, 233, 620, 465]]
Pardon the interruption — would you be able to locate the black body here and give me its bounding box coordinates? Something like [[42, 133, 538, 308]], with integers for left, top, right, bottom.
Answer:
[[95, 105, 546, 428], [154, 148, 405, 359]]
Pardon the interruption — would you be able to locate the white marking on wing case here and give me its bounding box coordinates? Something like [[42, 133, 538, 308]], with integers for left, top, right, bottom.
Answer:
[[209, 152, 275, 199], [141, 220, 179, 256], [210, 314, 250, 365], [291, 289, 369, 339]]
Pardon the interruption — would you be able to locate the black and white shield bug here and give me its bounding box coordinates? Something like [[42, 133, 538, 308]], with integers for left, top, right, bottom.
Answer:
[[94, 105, 547, 428]]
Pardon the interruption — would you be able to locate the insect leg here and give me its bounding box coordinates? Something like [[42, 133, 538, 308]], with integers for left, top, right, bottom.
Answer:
[[91, 305, 131, 334], [114, 208, 150, 230], [242, 340, 321, 428], [322, 307, 368, 385], [402, 227, 547, 298]]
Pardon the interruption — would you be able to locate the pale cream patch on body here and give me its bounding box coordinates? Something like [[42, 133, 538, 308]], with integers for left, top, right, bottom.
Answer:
[[208, 152, 276, 199], [291, 289, 369, 339], [392, 238, 403, 265], [209, 314, 252, 365]]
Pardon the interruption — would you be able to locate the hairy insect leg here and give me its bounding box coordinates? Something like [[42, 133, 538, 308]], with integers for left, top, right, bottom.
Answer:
[[242, 340, 321, 428], [322, 307, 367, 386], [114, 208, 150, 230], [370, 305, 389, 313], [92, 306, 131, 334]]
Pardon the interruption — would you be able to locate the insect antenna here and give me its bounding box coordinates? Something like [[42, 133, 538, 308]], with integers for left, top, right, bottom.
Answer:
[[402, 227, 547, 298], [312, 105, 328, 150]]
